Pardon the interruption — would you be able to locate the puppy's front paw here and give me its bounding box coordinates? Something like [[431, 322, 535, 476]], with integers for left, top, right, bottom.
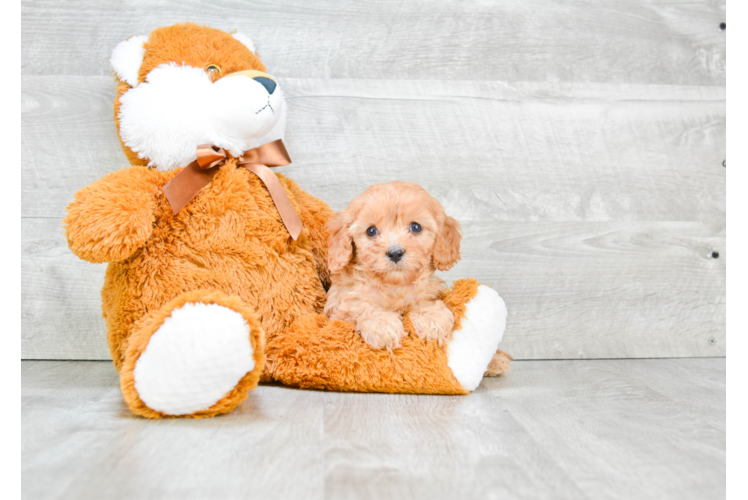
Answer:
[[356, 312, 407, 351], [411, 300, 455, 347]]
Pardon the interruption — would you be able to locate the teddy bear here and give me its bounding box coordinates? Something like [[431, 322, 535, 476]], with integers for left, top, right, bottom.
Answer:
[[63, 22, 511, 419]]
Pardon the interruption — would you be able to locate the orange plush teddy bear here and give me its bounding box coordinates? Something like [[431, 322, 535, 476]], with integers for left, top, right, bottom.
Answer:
[[64, 23, 511, 419]]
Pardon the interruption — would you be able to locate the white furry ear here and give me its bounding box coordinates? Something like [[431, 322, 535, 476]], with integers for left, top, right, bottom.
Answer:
[[110, 35, 148, 87], [232, 33, 256, 54]]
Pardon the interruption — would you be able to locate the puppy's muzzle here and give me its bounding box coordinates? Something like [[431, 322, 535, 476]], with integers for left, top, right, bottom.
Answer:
[[386, 246, 405, 263]]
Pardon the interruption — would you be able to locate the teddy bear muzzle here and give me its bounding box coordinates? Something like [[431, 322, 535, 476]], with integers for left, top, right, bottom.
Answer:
[[117, 62, 287, 171]]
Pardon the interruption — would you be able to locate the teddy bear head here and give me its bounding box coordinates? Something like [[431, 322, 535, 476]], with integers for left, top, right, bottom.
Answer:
[[110, 23, 286, 171]]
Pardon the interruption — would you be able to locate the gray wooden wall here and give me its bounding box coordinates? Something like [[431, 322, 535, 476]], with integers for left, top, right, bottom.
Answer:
[[22, 0, 725, 360]]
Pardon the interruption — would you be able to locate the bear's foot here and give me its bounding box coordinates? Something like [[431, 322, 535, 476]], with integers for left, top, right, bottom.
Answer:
[[445, 284, 508, 391], [119, 290, 265, 418]]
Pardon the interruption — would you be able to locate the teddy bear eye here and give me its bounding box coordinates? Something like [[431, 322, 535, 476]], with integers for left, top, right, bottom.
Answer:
[[410, 222, 422, 233], [206, 64, 221, 74], [366, 226, 378, 237]]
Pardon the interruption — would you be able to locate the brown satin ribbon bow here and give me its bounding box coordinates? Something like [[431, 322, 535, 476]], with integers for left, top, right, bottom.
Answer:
[[162, 139, 303, 240]]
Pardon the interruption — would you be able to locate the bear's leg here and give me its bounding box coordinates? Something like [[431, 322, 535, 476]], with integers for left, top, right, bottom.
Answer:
[[118, 290, 265, 418], [443, 282, 509, 391], [264, 279, 508, 394]]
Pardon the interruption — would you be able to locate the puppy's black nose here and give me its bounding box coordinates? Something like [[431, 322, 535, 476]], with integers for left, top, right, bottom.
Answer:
[[386, 247, 405, 263], [253, 76, 277, 95]]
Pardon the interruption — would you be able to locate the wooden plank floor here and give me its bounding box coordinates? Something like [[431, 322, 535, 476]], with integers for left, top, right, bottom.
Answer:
[[22, 359, 725, 500]]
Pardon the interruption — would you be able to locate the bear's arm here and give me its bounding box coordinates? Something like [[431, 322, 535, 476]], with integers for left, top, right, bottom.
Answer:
[[277, 174, 334, 289], [64, 167, 162, 263]]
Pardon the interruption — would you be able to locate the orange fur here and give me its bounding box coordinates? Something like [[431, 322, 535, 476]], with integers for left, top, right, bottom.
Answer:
[[324, 182, 462, 350], [265, 278, 481, 394], [66, 163, 332, 372], [65, 167, 161, 263], [64, 23, 507, 418], [139, 23, 267, 84]]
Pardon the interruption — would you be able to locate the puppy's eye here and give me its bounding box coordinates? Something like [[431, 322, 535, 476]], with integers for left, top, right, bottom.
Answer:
[[410, 222, 422, 234], [206, 64, 222, 74], [366, 226, 378, 237]]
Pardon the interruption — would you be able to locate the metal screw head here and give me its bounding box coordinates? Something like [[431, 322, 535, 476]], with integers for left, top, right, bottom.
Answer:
[[708, 337, 717, 346]]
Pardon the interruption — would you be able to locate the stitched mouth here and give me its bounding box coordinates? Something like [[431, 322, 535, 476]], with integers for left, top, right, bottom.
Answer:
[[255, 95, 274, 115]]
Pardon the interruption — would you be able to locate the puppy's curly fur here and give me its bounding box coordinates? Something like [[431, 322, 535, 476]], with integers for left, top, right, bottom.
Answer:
[[324, 181, 462, 350]]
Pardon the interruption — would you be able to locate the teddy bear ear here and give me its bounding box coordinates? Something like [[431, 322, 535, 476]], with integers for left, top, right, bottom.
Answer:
[[110, 35, 149, 87], [232, 33, 256, 54]]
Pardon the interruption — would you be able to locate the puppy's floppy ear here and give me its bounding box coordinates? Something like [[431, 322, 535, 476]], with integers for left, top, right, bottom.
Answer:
[[433, 215, 462, 271], [326, 210, 354, 274]]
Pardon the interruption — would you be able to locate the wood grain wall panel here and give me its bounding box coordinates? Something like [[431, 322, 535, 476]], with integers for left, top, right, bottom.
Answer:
[[22, 217, 724, 360], [282, 79, 725, 224], [22, 76, 131, 218], [22, 0, 725, 86], [21, 0, 726, 360], [727, 226, 748, 305], [443, 220, 725, 359], [22, 77, 725, 222], [21, 127, 35, 217], [22, 219, 110, 360]]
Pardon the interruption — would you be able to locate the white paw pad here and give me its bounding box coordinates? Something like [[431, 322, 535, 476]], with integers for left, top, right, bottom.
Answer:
[[447, 286, 508, 391], [134, 303, 255, 415]]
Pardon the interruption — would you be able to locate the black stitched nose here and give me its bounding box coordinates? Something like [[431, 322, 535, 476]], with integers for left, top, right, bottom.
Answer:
[[253, 76, 276, 95], [386, 247, 405, 263]]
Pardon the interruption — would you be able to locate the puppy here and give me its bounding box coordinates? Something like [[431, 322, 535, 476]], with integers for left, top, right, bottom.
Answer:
[[324, 181, 462, 350]]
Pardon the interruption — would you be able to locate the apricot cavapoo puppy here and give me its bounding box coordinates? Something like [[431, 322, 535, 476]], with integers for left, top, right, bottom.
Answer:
[[324, 181, 461, 350]]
